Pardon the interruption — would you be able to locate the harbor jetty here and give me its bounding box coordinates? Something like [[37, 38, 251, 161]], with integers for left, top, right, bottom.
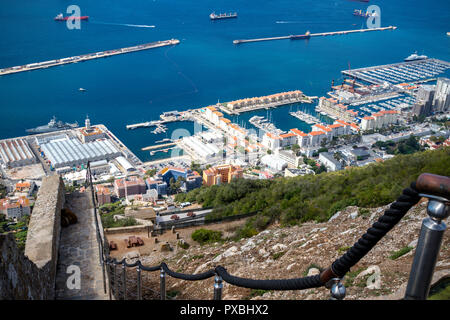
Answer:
[[233, 26, 397, 44], [0, 39, 180, 76]]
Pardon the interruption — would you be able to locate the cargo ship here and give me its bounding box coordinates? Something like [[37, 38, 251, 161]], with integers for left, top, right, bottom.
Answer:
[[26, 116, 79, 134], [290, 31, 311, 40], [404, 52, 428, 62], [210, 12, 237, 20], [54, 13, 89, 21]]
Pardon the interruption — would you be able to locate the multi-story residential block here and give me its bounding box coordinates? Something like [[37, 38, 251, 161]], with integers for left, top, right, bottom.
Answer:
[[0, 196, 31, 220], [432, 78, 450, 113], [203, 164, 243, 186], [114, 176, 146, 198]]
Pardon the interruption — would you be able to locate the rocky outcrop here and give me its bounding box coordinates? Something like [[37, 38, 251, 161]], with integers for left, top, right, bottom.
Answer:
[[141, 200, 450, 300]]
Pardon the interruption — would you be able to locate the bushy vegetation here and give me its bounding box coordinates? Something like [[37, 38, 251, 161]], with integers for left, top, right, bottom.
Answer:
[[1, 215, 30, 251], [99, 202, 138, 228], [191, 228, 223, 245], [178, 148, 450, 240], [372, 136, 425, 155]]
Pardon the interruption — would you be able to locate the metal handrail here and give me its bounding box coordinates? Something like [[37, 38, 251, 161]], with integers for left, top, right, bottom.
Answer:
[[88, 169, 449, 300]]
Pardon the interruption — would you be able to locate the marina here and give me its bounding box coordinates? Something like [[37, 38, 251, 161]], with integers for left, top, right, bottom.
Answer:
[[0, 39, 180, 76], [342, 58, 450, 85], [233, 26, 397, 44], [249, 115, 284, 135], [289, 110, 321, 125]]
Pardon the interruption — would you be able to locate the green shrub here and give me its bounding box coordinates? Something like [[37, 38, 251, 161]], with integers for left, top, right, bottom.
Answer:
[[389, 246, 413, 260], [191, 229, 223, 245], [272, 251, 286, 260]]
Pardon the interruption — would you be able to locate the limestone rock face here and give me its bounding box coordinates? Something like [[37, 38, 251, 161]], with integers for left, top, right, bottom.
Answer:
[[137, 203, 450, 300]]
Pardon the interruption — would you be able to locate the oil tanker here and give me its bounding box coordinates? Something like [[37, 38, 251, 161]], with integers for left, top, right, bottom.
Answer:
[[54, 13, 89, 21]]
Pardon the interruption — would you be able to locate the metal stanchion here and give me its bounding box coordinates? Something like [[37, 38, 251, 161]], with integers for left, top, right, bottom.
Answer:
[[404, 194, 449, 300], [137, 265, 142, 300], [107, 261, 112, 300], [160, 268, 166, 300], [213, 275, 223, 300], [122, 262, 127, 300], [114, 263, 118, 299]]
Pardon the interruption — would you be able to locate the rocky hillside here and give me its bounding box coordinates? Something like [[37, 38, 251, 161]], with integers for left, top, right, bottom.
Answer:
[[131, 199, 450, 300]]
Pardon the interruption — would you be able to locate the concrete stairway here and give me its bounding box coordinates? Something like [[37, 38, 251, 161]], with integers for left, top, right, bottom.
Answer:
[[55, 191, 109, 300]]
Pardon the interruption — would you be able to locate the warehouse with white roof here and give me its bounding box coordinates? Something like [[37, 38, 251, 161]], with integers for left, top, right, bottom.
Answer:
[[40, 137, 121, 169], [182, 136, 220, 161], [0, 138, 36, 168]]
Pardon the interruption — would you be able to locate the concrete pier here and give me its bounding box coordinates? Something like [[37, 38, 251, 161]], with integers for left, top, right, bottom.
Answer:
[[0, 39, 180, 76], [233, 26, 397, 44]]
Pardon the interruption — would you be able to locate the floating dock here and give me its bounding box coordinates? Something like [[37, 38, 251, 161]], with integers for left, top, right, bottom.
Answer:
[[233, 26, 397, 44], [0, 39, 180, 76]]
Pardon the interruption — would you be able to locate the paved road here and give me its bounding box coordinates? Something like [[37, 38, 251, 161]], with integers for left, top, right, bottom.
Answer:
[[55, 191, 109, 300]]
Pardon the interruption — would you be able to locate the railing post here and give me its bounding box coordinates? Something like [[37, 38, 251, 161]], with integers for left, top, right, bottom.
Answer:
[[160, 267, 166, 300], [137, 265, 142, 300], [114, 263, 118, 299], [404, 195, 449, 300], [213, 274, 223, 300], [327, 278, 346, 300], [122, 262, 127, 300], [107, 261, 112, 300]]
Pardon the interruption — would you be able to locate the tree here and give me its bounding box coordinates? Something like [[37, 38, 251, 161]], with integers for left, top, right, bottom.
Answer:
[[145, 168, 157, 178]]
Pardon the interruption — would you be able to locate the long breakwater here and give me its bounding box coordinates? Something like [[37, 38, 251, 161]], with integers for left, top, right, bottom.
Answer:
[[0, 39, 180, 76], [233, 26, 397, 44]]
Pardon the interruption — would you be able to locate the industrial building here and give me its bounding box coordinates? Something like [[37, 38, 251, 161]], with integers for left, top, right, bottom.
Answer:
[[39, 137, 121, 169], [0, 138, 36, 168], [114, 156, 136, 173], [182, 136, 221, 161]]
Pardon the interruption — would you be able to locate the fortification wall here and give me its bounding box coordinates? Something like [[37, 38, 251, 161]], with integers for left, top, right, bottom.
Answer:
[[0, 175, 65, 299]]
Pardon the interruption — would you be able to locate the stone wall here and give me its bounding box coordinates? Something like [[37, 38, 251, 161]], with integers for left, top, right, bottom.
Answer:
[[0, 175, 65, 299], [0, 234, 54, 299]]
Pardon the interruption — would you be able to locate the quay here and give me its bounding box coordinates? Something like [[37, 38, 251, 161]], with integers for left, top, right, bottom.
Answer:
[[0, 39, 180, 76], [142, 142, 177, 151], [233, 26, 397, 44]]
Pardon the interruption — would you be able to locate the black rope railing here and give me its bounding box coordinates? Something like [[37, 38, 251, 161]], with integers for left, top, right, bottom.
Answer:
[[104, 182, 422, 296]]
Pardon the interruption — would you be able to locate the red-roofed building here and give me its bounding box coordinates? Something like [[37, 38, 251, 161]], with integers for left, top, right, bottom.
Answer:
[[0, 196, 31, 220]]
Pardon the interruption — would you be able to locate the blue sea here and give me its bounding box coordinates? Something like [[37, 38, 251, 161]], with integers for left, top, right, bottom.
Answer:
[[0, 0, 449, 162]]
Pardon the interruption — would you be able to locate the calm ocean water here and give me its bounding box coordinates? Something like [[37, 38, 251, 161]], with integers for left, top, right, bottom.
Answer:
[[0, 0, 449, 161]]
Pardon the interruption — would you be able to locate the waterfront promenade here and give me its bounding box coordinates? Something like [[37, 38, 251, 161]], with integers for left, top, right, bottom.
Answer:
[[0, 39, 180, 76]]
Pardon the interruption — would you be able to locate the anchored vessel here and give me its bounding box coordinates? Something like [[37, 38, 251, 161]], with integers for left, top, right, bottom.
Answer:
[[54, 13, 89, 21], [352, 9, 373, 17], [26, 116, 79, 134], [210, 12, 237, 20], [290, 31, 311, 40]]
